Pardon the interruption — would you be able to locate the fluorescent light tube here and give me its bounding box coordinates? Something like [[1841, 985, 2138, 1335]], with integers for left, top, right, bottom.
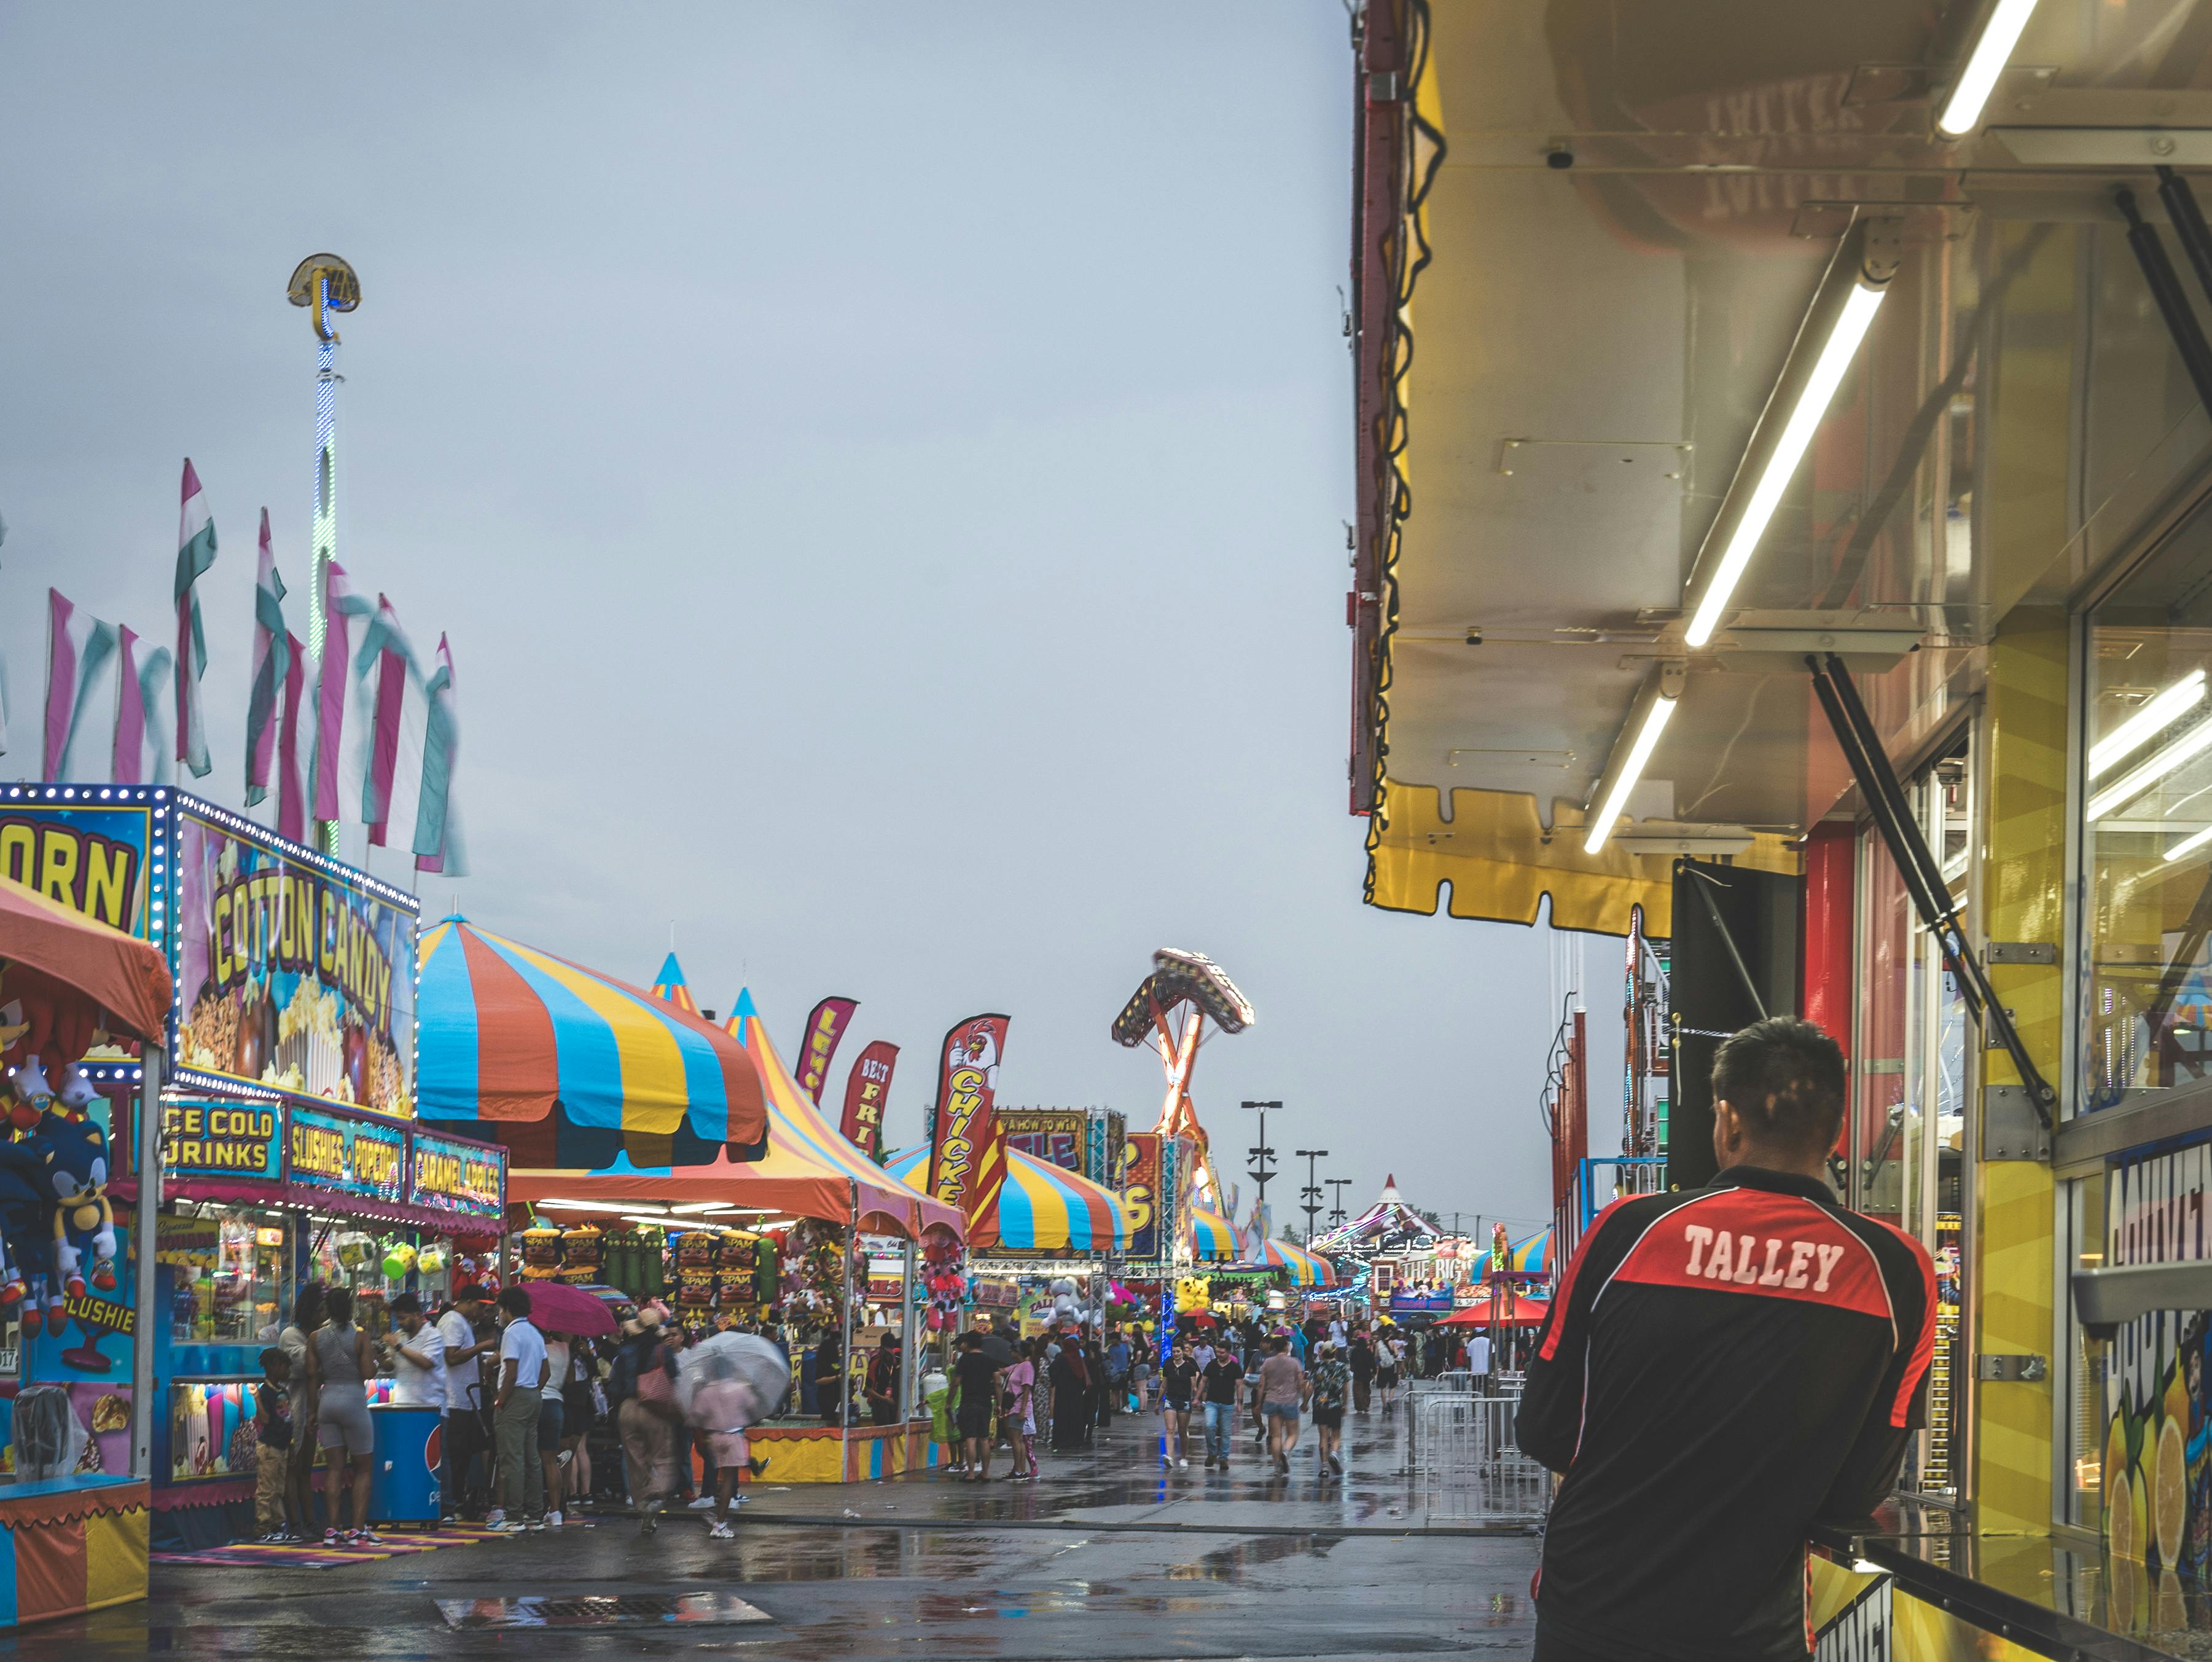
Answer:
[[1685, 282, 1888, 647], [2087, 719, 2212, 820], [2167, 824, 2212, 864], [1937, 0, 2041, 138], [1584, 694, 1678, 854], [2090, 670, 2207, 780]]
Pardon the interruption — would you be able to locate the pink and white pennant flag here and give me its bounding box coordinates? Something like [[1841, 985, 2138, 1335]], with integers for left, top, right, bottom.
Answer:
[[276, 629, 308, 843], [173, 460, 217, 778], [111, 626, 176, 786], [43, 589, 118, 779], [416, 632, 462, 874], [310, 559, 370, 823], [244, 509, 290, 807], [113, 626, 147, 784], [350, 602, 464, 872]]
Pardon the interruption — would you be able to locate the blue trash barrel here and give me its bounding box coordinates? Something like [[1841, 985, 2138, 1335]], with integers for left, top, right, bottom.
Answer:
[[369, 1405, 442, 1523]]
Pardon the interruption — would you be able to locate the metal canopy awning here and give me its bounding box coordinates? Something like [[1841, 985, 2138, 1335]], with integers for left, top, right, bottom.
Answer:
[[1350, 0, 2212, 934]]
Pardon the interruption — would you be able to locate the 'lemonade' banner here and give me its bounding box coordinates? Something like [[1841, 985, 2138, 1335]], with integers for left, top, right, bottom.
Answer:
[[797, 997, 858, 1105]]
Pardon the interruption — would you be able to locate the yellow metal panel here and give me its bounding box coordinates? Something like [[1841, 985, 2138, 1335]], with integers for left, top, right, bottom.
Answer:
[[1974, 607, 2066, 1534], [80, 1505, 146, 1613], [1364, 780, 1799, 936]]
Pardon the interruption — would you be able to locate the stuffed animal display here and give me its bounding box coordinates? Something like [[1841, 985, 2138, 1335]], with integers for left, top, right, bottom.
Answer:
[[0, 1101, 117, 1334]]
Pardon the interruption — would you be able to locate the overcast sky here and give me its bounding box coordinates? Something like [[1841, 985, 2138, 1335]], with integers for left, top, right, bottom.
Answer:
[[0, 3, 1608, 1237]]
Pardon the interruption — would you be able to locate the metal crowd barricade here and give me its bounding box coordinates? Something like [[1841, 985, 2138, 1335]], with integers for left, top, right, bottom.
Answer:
[[1409, 1381, 1550, 1525]]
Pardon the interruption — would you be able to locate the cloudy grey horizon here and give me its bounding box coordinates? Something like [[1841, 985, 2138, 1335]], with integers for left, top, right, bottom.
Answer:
[[0, 3, 1603, 1236]]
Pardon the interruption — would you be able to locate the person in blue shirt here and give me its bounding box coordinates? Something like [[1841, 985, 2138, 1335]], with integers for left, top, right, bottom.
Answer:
[[1103, 1331, 1131, 1425]]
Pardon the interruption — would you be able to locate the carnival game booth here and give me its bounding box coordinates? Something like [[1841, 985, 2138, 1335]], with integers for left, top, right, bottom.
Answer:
[[146, 1103, 506, 1542], [0, 788, 506, 1552], [421, 957, 958, 1485], [0, 867, 171, 1627]]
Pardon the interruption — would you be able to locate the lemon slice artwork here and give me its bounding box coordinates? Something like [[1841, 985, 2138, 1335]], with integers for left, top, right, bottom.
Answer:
[[2157, 1415, 2187, 1567]]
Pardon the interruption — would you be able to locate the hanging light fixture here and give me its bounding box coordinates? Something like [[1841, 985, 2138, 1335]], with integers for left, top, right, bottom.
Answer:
[[1682, 218, 1902, 649]]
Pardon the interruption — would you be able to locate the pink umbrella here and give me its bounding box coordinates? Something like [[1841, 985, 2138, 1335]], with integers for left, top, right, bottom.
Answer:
[[518, 1280, 617, 1338]]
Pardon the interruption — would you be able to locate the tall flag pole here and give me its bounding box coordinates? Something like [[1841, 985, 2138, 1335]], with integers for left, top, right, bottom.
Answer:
[[173, 460, 217, 778], [288, 254, 361, 853], [244, 509, 290, 807]]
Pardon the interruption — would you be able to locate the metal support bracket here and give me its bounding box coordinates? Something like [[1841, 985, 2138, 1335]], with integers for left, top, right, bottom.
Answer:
[[1983, 941, 2055, 966], [1983, 1085, 2052, 1162], [1974, 1354, 2047, 1382], [1807, 654, 2058, 1136]]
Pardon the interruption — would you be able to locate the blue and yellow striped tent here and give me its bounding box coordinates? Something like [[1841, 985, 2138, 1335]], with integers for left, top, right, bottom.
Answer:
[[1188, 1205, 1239, 1261], [416, 916, 766, 1169], [1237, 1237, 1337, 1288], [1466, 1228, 1551, 1281], [504, 987, 964, 1239], [887, 1146, 1127, 1252], [650, 951, 700, 1015]]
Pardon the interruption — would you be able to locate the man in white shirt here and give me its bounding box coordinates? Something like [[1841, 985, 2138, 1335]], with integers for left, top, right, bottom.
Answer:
[[383, 1293, 447, 1408], [436, 1286, 495, 1521], [1190, 1338, 1216, 1372], [1468, 1332, 1491, 1386], [490, 1287, 549, 1530]]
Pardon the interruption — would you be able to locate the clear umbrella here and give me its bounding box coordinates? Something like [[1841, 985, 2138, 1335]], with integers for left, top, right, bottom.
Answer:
[[674, 1331, 792, 1429]]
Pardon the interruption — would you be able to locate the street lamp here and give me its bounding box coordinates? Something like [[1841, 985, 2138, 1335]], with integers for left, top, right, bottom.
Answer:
[[1295, 1150, 1329, 1243], [1326, 1178, 1352, 1226], [1240, 1100, 1282, 1212]]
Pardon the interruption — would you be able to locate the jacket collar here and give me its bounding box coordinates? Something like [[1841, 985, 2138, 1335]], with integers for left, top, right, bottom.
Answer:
[[1711, 1164, 1837, 1204]]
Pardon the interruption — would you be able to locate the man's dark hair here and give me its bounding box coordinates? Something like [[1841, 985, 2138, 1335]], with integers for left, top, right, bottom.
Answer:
[[1270, 1335, 1289, 1354], [497, 1286, 533, 1318], [959, 1331, 982, 1350], [389, 1292, 422, 1316], [1711, 1016, 1847, 1158]]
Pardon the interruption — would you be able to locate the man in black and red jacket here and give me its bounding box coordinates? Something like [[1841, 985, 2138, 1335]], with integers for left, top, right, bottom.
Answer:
[[1518, 1017, 1936, 1662]]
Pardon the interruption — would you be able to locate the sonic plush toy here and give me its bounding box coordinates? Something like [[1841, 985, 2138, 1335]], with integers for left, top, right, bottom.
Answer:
[[39, 1111, 115, 1298]]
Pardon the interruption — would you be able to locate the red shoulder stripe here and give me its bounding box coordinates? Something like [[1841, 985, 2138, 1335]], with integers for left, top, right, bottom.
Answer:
[[1866, 1217, 1938, 1429], [1537, 1196, 1635, 1363], [1608, 1189, 1895, 1324]]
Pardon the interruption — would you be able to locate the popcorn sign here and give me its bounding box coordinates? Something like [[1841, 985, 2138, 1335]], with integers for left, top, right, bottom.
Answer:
[[288, 1105, 407, 1202], [174, 806, 418, 1118]]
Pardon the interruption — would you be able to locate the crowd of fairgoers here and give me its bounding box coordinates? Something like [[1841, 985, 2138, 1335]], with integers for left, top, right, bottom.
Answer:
[[927, 1312, 1494, 1481]]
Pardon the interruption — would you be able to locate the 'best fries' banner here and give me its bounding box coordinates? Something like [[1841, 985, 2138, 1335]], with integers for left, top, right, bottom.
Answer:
[[840, 1040, 898, 1158]]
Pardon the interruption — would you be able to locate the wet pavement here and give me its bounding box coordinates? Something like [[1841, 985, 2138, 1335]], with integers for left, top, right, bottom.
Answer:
[[30, 1393, 1541, 1660]]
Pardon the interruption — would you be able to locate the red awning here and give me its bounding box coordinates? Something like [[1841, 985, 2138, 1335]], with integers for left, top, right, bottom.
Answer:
[[1439, 1298, 1550, 1330], [0, 872, 171, 1045]]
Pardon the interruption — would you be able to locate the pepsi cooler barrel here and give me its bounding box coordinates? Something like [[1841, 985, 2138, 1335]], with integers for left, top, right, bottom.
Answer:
[[369, 1405, 442, 1522]]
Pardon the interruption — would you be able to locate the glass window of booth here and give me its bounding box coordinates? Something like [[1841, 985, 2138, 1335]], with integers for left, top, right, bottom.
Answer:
[[163, 1205, 292, 1347], [1852, 731, 1971, 1503], [2081, 503, 2212, 1116]]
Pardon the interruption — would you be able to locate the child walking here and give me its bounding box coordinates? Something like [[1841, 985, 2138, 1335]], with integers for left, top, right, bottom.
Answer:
[[255, 1348, 299, 1542]]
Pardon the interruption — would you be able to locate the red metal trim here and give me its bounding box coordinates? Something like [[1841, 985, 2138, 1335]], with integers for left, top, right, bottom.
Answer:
[[1350, 0, 1405, 813], [1800, 822, 1856, 1156]]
